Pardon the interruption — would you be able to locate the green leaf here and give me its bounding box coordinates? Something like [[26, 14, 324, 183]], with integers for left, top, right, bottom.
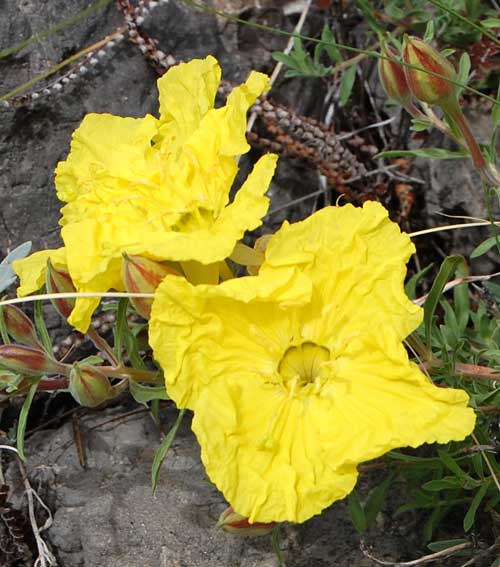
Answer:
[[34, 299, 52, 354], [423, 20, 435, 42], [0, 241, 32, 293], [114, 298, 146, 369], [339, 64, 357, 107], [463, 481, 490, 532], [492, 82, 500, 131], [423, 477, 463, 491], [440, 48, 456, 58], [457, 53, 471, 98], [453, 263, 470, 333], [80, 355, 105, 366], [272, 525, 286, 567], [482, 18, 500, 29], [17, 379, 39, 461], [405, 263, 434, 299], [0, 371, 23, 393], [427, 539, 468, 552], [129, 379, 169, 404], [376, 148, 469, 160], [471, 236, 500, 258], [347, 490, 367, 534], [424, 256, 466, 349], [410, 118, 433, 132], [317, 25, 342, 63], [365, 476, 392, 527], [151, 409, 185, 493], [355, 0, 385, 34], [438, 448, 472, 481]]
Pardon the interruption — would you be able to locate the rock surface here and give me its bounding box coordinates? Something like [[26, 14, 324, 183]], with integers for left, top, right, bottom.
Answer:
[[9, 407, 416, 567]]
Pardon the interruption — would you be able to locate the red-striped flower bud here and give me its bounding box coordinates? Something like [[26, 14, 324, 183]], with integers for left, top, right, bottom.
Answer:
[[378, 43, 412, 106], [2, 305, 42, 349], [0, 344, 68, 376], [402, 35, 456, 106], [217, 507, 277, 536], [45, 259, 76, 319], [122, 254, 180, 319], [69, 364, 113, 407]]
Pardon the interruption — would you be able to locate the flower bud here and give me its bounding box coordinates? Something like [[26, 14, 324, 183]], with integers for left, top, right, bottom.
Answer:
[[45, 259, 76, 319], [69, 364, 113, 407], [402, 35, 457, 106], [0, 344, 68, 376], [217, 506, 277, 536], [122, 254, 179, 319], [1, 305, 42, 349], [378, 43, 412, 106]]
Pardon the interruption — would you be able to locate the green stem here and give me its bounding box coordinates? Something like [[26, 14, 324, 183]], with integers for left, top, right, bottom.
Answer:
[[99, 366, 162, 383], [86, 327, 119, 367], [444, 102, 486, 170]]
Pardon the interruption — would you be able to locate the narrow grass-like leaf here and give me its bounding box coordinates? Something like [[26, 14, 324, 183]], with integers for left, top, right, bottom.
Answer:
[[405, 263, 434, 299], [151, 409, 185, 493], [129, 380, 169, 404], [438, 449, 472, 481], [424, 256, 465, 349], [339, 64, 357, 107], [34, 300, 52, 354], [427, 539, 468, 552], [471, 236, 499, 259], [376, 148, 469, 160], [318, 25, 342, 63], [17, 379, 39, 461], [423, 477, 463, 492], [355, 0, 385, 34], [272, 525, 285, 567], [365, 476, 392, 528], [0, 306, 10, 344], [348, 490, 367, 533], [453, 263, 470, 333], [457, 53, 471, 98], [114, 298, 128, 363], [463, 481, 490, 531], [423, 20, 435, 42]]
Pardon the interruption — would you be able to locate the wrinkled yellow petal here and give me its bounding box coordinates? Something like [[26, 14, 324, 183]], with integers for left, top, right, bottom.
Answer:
[[13, 248, 66, 296], [263, 202, 421, 340], [193, 377, 359, 524], [149, 266, 312, 410], [149, 201, 476, 523], [127, 154, 277, 265], [55, 113, 159, 204], [157, 55, 221, 150]]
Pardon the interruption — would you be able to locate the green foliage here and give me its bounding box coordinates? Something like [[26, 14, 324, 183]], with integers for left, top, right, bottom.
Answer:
[[151, 409, 185, 493], [0, 241, 31, 293]]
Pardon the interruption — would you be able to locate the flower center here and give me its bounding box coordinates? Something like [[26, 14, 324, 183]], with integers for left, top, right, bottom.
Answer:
[[278, 342, 330, 388]]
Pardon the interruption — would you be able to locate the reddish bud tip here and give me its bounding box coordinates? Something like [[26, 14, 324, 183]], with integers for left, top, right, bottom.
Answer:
[[2, 305, 42, 349], [402, 35, 457, 106], [0, 344, 68, 376], [378, 43, 412, 106], [217, 506, 277, 536], [69, 364, 113, 407], [122, 254, 180, 319], [45, 260, 76, 319]]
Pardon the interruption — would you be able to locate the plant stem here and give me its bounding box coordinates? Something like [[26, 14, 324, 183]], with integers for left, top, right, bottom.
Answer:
[[444, 102, 487, 169], [100, 366, 162, 383]]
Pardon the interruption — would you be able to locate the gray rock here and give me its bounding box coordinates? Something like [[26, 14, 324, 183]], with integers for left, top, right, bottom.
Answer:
[[10, 407, 414, 567]]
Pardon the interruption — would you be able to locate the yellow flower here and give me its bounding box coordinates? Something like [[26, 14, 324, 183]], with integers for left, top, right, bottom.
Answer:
[[13, 56, 277, 332], [149, 201, 476, 524]]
